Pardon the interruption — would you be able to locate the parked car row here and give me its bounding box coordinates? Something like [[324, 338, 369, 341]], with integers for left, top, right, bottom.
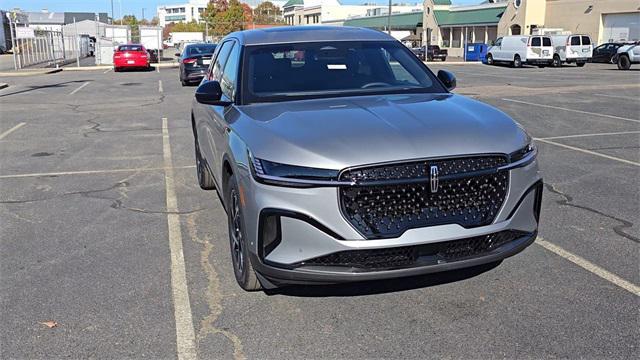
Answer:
[[485, 34, 639, 70]]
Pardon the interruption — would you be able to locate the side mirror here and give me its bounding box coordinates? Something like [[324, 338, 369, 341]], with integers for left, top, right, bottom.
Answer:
[[195, 81, 232, 106], [490, 40, 495, 46], [437, 70, 456, 91]]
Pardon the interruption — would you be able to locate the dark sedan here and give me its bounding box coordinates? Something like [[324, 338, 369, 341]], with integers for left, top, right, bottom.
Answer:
[[591, 43, 624, 63], [177, 43, 217, 86]]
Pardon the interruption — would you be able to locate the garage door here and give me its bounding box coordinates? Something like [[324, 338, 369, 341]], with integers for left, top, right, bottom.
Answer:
[[602, 12, 640, 43]]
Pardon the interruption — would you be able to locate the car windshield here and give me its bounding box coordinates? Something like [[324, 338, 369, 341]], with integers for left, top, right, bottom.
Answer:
[[187, 44, 217, 56], [118, 45, 143, 51], [242, 41, 445, 104]]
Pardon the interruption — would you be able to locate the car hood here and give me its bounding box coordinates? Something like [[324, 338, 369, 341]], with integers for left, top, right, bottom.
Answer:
[[234, 93, 528, 170]]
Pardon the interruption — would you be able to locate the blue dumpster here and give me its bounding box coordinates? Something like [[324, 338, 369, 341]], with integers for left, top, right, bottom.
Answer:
[[464, 43, 488, 62]]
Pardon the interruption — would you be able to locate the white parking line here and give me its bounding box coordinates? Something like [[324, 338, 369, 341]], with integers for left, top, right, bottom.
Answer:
[[536, 238, 640, 296], [502, 98, 640, 124], [69, 81, 90, 95], [534, 138, 640, 167], [0, 165, 195, 179], [594, 93, 639, 101], [538, 131, 640, 140], [103, 68, 112, 74], [0, 122, 26, 140], [162, 117, 197, 360], [159, 79, 163, 93]]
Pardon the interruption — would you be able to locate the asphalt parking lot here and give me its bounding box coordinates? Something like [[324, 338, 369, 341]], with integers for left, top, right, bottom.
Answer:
[[1, 62, 638, 359]]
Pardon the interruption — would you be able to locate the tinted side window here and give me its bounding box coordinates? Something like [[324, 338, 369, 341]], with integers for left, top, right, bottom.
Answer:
[[571, 36, 580, 45], [212, 41, 233, 82], [531, 37, 541, 46], [221, 43, 240, 99], [581, 36, 591, 45], [543, 37, 551, 46]]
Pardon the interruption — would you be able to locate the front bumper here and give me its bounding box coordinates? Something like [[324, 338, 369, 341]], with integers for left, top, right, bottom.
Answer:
[[241, 158, 542, 286]]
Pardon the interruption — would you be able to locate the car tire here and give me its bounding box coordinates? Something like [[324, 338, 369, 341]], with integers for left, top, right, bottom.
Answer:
[[537, 64, 546, 68], [441, 57, 446, 62], [486, 54, 494, 65], [226, 174, 262, 291], [513, 55, 522, 68], [552, 55, 561, 68], [427, 55, 433, 62], [617, 55, 631, 70], [181, 79, 188, 86], [576, 62, 585, 67], [194, 139, 215, 190], [114, 67, 119, 72]]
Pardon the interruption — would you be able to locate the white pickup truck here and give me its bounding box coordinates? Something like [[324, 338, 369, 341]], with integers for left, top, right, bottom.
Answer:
[[614, 43, 640, 70]]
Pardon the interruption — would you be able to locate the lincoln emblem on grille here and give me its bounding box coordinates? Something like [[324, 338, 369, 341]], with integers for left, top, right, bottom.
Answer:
[[430, 165, 439, 193]]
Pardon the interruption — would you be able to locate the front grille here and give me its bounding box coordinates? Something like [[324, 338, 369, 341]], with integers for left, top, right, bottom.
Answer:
[[298, 230, 528, 270], [339, 156, 509, 239]]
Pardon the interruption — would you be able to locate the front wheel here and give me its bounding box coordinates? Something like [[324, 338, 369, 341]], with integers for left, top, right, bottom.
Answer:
[[552, 55, 561, 68], [512, 55, 522, 68], [227, 174, 261, 291], [486, 54, 494, 65]]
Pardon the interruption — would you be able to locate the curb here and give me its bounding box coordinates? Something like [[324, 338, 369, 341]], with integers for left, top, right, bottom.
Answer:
[[0, 83, 8, 89], [63, 62, 180, 71], [0, 68, 62, 77]]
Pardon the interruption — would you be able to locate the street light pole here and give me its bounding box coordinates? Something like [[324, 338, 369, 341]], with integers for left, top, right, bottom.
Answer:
[[387, 0, 392, 35], [111, 0, 114, 24], [142, 8, 145, 21]]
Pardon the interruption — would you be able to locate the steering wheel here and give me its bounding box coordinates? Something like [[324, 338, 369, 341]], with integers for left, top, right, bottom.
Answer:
[[361, 82, 392, 89]]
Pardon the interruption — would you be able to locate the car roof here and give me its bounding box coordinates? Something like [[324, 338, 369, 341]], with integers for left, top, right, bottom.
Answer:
[[227, 26, 393, 46]]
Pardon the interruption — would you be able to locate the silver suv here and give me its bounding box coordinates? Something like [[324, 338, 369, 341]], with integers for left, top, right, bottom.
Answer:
[[191, 27, 542, 291]]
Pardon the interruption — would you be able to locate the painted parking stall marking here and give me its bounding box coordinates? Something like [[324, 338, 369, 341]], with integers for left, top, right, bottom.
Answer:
[[162, 117, 198, 360], [536, 238, 640, 297], [69, 81, 90, 95], [0, 122, 26, 140], [534, 138, 640, 167], [502, 98, 640, 124]]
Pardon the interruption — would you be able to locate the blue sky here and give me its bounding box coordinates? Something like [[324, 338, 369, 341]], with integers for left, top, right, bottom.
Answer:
[[3, 0, 480, 20]]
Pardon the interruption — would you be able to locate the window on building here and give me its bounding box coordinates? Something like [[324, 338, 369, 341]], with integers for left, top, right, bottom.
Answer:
[[180, 7, 185, 13]]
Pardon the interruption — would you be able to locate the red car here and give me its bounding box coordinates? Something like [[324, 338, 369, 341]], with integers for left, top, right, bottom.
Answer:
[[113, 44, 150, 72]]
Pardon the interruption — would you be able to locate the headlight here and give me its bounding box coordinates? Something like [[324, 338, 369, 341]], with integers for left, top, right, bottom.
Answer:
[[509, 141, 537, 164], [250, 153, 348, 187]]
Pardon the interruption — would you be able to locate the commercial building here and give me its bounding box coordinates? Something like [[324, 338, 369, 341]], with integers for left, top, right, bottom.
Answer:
[[283, 0, 422, 27], [423, 0, 639, 56], [157, 0, 209, 27], [345, 0, 638, 57]]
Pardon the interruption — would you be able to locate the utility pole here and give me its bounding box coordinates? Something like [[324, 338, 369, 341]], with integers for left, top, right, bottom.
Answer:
[[74, 17, 80, 67], [111, 0, 114, 24], [387, 0, 392, 35], [142, 8, 145, 21]]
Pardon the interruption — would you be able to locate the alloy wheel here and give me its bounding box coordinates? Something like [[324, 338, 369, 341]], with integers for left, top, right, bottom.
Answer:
[[229, 188, 245, 276]]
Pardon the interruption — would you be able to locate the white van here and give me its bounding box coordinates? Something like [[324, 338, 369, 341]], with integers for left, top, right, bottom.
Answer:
[[486, 35, 554, 67], [550, 34, 592, 67]]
